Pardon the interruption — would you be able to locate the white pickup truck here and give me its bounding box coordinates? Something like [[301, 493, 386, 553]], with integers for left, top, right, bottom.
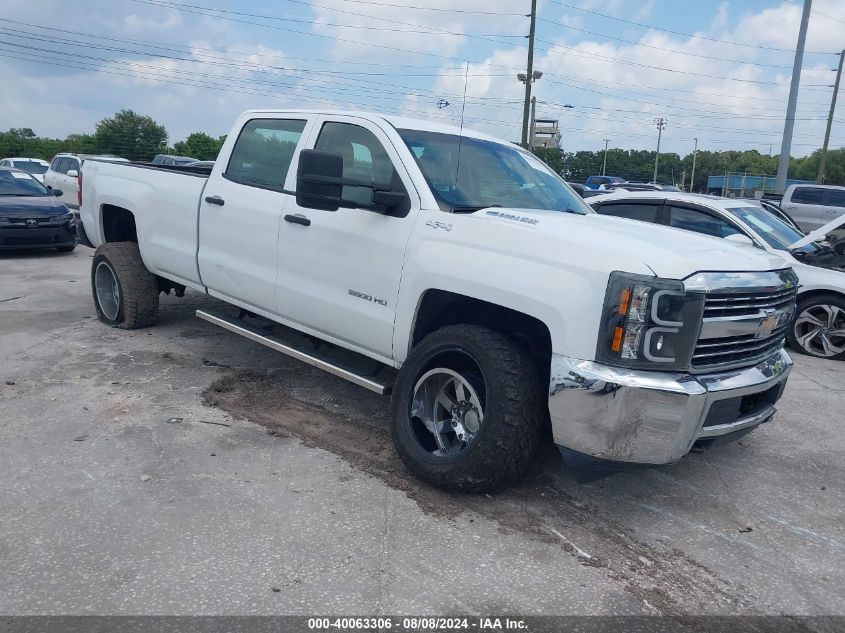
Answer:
[[79, 109, 797, 489]]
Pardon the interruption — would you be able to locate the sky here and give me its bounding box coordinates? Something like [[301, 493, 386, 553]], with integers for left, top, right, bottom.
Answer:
[[1, 0, 845, 157]]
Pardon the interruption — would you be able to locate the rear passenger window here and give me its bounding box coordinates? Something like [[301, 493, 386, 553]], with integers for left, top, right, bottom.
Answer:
[[597, 202, 660, 223], [669, 206, 740, 238], [225, 118, 306, 191], [826, 189, 845, 208], [792, 187, 824, 205]]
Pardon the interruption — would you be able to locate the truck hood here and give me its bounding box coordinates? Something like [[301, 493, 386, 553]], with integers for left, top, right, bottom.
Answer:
[[475, 208, 789, 280]]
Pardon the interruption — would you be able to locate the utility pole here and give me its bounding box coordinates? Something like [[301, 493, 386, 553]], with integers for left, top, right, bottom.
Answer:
[[776, 0, 812, 192], [602, 139, 610, 176], [690, 137, 699, 192], [653, 117, 667, 183], [818, 49, 844, 184], [529, 96, 537, 149], [521, 0, 538, 147]]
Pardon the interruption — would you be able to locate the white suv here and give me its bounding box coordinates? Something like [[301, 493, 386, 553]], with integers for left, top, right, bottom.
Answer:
[[0, 158, 50, 182], [781, 184, 845, 233], [44, 153, 128, 210]]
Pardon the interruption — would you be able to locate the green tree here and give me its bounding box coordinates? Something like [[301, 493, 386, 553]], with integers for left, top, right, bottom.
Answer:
[[173, 132, 225, 161], [94, 110, 168, 161]]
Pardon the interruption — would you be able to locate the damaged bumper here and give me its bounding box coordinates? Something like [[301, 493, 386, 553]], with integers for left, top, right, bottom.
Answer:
[[548, 348, 792, 476]]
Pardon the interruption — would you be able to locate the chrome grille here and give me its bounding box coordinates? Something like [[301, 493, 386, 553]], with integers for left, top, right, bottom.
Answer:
[[690, 276, 797, 372], [702, 287, 795, 318]]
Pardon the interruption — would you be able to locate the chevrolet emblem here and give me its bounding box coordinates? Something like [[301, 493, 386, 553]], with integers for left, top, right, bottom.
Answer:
[[756, 312, 780, 338]]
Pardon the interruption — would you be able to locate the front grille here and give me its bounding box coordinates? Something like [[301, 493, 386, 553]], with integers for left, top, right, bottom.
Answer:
[[0, 228, 72, 246], [691, 284, 796, 372], [702, 287, 795, 318]]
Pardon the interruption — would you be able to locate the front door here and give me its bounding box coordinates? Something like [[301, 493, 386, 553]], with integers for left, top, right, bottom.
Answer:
[[275, 115, 419, 359], [198, 116, 311, 311]]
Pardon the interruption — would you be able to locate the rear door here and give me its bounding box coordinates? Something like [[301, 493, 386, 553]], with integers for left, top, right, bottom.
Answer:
[[274, 114, 419, 359], [784, 186, 825, 232], [822, 188, 845, 226], [197, 115, 312, 312]]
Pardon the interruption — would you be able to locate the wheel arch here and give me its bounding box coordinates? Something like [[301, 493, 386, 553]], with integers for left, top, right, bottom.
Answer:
[[100, 204, 138, 243]]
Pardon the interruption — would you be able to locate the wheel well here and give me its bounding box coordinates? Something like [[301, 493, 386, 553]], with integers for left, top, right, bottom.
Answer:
[[101, 204, 137, 243], [796, 289, 845, 307], [412, 290, 553, 378]]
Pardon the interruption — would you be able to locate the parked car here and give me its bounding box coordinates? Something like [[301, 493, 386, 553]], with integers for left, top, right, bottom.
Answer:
[[0, 167, 76, 252], [185, 160, 215, 169], [601, 182, 680, 193], [585, 175, 625, 190], [589, 191, 845, 360], [79, 109, 795, 487], [44, 153, 129, 210], [0, 158, 50, 183], [781, 184, 845, 233], [152, 154, 197, 166]]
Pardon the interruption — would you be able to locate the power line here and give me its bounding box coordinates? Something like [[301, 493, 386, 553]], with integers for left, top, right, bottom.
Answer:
[[545, 0, 837, 55], [536, 17, 795, 69]]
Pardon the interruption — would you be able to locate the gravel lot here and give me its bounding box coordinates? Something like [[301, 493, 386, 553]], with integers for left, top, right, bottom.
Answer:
[[1, 248, 844, 622]]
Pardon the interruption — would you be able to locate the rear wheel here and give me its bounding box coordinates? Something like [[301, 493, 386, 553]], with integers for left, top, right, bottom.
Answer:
[[91, 242, 159, 329], [390, 324, 546, 492], [788, 294, 845, 360]]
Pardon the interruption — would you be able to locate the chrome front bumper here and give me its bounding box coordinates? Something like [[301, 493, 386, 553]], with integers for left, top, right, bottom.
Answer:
[[548, 348, 793, 466]]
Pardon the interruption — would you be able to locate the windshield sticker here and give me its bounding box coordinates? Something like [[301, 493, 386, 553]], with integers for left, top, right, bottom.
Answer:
[[486, 210, 540, 225], [10, 172, 30, 179]]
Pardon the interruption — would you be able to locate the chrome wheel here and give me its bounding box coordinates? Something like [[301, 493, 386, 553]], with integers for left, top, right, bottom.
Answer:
[[94, 261, 121, 321], [410, 368, 484, 457], [794, 304, 845, 358]]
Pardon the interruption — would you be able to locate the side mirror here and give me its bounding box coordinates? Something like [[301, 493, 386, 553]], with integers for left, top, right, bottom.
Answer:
[[296, 150, 344, 211], [51, 189, 64, 197], [295, 149, 408, 214], [724, 233, 755, 247], [67, 169, 79, 178]]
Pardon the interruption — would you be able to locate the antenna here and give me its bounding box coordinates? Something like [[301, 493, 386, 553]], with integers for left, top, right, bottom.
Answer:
[[450, 62, 470, 214]]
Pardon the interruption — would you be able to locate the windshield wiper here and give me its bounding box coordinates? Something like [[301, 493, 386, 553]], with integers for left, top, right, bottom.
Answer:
[[450, 204, 502, 213]]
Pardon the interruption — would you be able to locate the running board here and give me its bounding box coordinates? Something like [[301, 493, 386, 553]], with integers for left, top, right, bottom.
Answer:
[[196, 308, 393, 395]]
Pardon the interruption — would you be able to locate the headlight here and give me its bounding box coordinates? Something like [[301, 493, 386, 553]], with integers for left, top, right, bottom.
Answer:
[[596, 272, 705, 371], [49, 212, 74, 222]]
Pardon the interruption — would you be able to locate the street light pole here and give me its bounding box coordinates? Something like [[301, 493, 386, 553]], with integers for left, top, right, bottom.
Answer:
[[653, 118, 667, 183], [602, 139, 610, 176], [690, 138, 698, 193], [521, 0, 538, 147], [818, 49, 844, 184], [776, 0, 812, 192]]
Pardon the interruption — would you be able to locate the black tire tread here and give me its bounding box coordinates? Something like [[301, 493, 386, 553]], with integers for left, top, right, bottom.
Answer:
[[92, 242, 159, 329], [391, 324, 547, 493]]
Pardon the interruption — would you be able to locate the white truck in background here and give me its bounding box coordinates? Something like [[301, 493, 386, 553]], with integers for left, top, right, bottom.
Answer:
[[78, 109, 797, 489]]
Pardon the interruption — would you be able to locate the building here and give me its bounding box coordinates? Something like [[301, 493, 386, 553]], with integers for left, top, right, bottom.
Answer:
[[706, 173, 813, 197], [531, 118, 560, 149]]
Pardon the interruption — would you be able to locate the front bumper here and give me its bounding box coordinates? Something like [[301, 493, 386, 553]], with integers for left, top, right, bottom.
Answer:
[[548, 348, 792, 468], [0, 222, 76, 250]]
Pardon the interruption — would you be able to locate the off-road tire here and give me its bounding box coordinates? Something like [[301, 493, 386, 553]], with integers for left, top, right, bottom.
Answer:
[[91, 242, 159, 329], [390, 324, 547, 493]]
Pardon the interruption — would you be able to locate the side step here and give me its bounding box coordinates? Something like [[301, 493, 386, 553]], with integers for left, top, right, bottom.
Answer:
[[196, 308, 393, 395]]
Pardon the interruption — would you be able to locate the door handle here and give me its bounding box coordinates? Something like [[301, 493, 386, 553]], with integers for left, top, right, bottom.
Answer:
[[205, 195, 225, 206], [284, 213, 311, 227]]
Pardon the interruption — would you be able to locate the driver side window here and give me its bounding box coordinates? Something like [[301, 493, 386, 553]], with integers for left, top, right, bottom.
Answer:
[[314, 122, 408, 213]]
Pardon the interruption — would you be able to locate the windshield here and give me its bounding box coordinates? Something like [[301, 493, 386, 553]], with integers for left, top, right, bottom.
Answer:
[[0, 170, 51, 196], [398, 129, 591, 214], [12, 161, 48, 174], [728, 206, 818, 254]]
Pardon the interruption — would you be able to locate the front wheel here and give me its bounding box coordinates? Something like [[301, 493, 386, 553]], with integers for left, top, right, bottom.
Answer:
[[787, 294, 845, 360], [91, 242, 159, 329], [390, 325, 547, 493]]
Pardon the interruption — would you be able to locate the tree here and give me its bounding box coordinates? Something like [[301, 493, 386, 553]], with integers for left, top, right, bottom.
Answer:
[[173, 132, 226, 161], [94, 110, 168, 161]]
